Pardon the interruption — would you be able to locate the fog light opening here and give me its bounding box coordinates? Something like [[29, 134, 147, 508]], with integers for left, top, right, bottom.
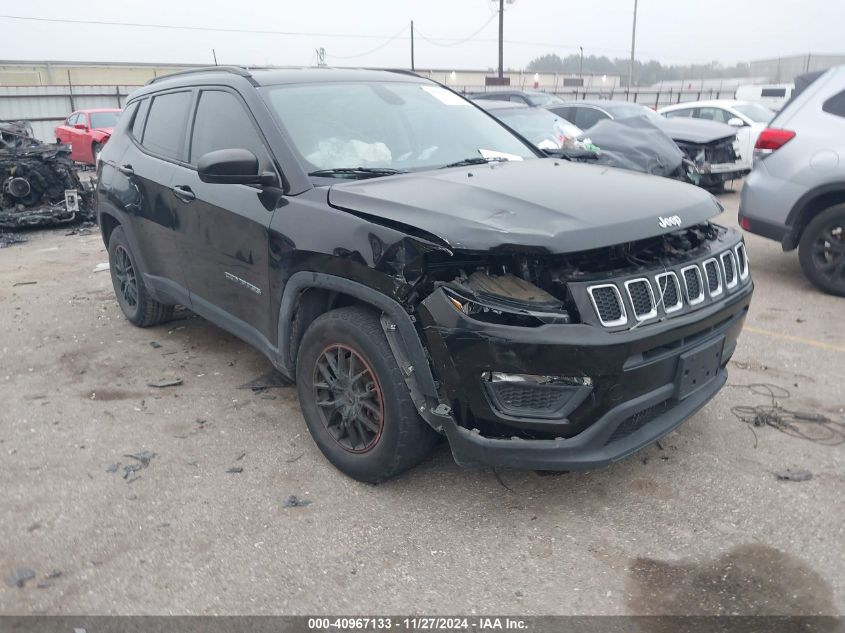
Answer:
[[481, 371, 593, 387]]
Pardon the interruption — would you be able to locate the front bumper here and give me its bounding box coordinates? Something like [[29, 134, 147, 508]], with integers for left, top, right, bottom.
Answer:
[[417, 239, 752, 471]]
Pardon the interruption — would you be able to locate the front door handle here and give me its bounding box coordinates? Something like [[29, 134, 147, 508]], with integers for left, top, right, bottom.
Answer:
[[118, 164, 134, 176], [172, 185, 196, 203]]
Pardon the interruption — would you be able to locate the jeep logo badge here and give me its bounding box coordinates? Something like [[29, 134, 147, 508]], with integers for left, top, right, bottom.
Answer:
[[658, 215, 682, 229]]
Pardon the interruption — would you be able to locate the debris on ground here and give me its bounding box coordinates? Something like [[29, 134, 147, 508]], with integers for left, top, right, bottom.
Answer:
[[104, 450, 157, 483], [283, 495, 312, 508], [12, 281, 37, 286], [0, 232, 26, 248], [774, 468, 813, 482], [729, 383, 845, 447], [4, 567, 36, 588], [149, 341, 162, 349], [226, 466, 244, 474], [285, 452, 304, 463], [238, 370, 293, 391], [124, 450, 156, 467], [105, 463, 119, 473], [147, 378, 183, 388], [92, 262, 110, 273], [1, 122, 94, 229]]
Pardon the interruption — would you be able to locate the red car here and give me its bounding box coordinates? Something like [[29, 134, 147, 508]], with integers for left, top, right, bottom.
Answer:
[[54, 108, 121, 165]]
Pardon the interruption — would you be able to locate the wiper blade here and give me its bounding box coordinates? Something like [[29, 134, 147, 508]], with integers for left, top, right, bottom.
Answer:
[[308, 167, 406, 178], [440, 156, 509, 169]]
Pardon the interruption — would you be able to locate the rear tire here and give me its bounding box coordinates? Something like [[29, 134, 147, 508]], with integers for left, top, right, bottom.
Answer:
[[296, 306, 438, 483], [798, 204, 845, 296], [108, 226, 174, 326]]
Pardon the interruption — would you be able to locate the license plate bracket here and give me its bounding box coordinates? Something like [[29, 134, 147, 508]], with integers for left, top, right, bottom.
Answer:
[[676, 336, 724, 400]]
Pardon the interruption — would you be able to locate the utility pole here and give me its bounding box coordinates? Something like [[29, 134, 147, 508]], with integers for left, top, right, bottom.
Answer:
[[579, 46, 584, 78], [411, 20, 415, 71], [628, 0, 638, 89], [497, 0, 504, 79], [212, 49, 218, 66]]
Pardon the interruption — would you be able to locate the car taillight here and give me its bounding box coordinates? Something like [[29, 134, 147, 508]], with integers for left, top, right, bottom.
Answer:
[[754, 128, 795, 161]]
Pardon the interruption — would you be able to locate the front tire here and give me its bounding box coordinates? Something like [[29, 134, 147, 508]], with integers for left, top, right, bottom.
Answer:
[[798, 204, 845, 296], [92, 142, 103, 165], [108, 226, 173, 326], [296, 306, 438, 483]]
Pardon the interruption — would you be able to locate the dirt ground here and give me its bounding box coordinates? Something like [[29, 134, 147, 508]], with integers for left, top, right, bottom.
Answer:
[[0, 185, 843, 615]]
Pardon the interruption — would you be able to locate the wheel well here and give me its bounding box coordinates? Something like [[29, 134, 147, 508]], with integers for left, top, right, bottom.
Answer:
[[285, 288, 377, 372], [791, 189, 845, 247], [99, 213, 120, 247]]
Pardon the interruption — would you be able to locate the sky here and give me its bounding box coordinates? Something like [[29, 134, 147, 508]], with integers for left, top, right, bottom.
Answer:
[[0, 0, 842, 70]]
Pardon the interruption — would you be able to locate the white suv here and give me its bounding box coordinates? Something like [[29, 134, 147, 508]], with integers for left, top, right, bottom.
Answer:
[[739, 66, 845, 295]]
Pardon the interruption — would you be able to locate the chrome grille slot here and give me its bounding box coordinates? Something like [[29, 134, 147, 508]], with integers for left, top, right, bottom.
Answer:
[[721, 251, 737, 289], [588, 284, 627, 327], [681, 265, 705, 305], [624, 278, 657, 321], [735, 243, 749, 280], [702, 259, 723, 297], [655, 272, 683, 313]]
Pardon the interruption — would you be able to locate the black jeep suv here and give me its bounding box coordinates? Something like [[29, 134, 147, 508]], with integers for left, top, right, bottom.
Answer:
[[97, 67, 753, 482]]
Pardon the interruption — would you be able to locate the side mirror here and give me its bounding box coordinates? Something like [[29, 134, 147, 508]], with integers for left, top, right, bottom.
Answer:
[[197, 148, 275, 186], [727, 117, 745, 128], [74, 123, 87, 130]]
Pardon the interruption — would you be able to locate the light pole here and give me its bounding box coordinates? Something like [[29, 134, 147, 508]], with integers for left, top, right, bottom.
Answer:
[[491, 0, 515, 81], [629, 0, 638, 89], [579, 46, 584, 78]]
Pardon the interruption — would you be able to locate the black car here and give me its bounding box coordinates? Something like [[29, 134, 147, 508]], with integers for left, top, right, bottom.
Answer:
[[550, 100, 750, 188], [467, 89, 566, 108], [97, 67, 753, 482]]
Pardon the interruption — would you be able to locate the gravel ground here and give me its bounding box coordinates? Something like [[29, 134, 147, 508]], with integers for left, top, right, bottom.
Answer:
[[0, 185, 843, 615]]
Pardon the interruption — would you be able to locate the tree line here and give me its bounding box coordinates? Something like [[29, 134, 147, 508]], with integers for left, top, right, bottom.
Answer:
[[526, 53, 750, 86]]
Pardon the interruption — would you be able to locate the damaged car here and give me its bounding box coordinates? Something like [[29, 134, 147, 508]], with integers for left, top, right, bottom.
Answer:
[[550, 100, 750, 189], [55, 108, 121, 165], [1, 121, 94, 229], [97, 67, 753, 482]]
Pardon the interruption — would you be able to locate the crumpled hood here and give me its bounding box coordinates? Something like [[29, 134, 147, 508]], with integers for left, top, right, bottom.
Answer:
[[656, 117, 737, 144], [327, 159, 722, 253]]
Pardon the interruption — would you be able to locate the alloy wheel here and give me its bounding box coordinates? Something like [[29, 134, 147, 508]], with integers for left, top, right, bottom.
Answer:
[[312, 344, 384, 453], [113, 245, 138, 308], [811, 223, 845, 283]]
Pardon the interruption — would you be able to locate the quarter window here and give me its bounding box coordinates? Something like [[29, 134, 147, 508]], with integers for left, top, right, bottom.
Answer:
[[822, 90, 845, 118], [130, 99, 149, 140], [572, 107, 607, 130], [141, 91, 192, 160], [189, 90, 267, 165]]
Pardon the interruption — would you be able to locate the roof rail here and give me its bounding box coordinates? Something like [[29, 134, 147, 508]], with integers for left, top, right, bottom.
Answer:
[[146, 66, 256, 86]]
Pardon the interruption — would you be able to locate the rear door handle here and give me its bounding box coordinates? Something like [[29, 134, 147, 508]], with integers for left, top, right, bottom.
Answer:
[[118, 164, 134, 176], [172, 185, 196, 202]]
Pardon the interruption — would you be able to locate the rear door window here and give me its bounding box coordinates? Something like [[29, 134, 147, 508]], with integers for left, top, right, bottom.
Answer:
[[141, 91, 192, 161], [664, 108, 692, 118], [189, 90, 268, 165], [572, 107, 607, 130]]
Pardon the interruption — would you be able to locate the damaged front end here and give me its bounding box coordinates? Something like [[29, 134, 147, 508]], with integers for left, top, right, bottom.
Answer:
[[0, 122, 94, 229], [406, 222, 752, 471]]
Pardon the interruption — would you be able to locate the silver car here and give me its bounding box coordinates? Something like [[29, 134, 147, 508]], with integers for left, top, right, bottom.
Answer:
[[739, 65, 845, 295]]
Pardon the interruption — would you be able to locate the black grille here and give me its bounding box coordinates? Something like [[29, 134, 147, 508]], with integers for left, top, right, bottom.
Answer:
[[683, 267, 701, 301], [658, 274, 679, 308], [604, 400, 672, 445], [705, 140, 737, 164], [590, 286, 623, 323], [627, 280, 654, 318], [736, 245, 747, 276], [722, 252, 735, 285], [491, 383, 564, 413], [704, 261, 720, 293]]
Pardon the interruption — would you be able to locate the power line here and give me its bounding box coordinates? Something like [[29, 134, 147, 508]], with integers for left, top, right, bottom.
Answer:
[[328, 25, 410, 60], [414, 13, 496, 47]]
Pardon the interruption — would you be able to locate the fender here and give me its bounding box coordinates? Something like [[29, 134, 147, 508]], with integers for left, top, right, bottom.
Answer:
[[276, 271, 439, 400], [783, 183, 845, 250]]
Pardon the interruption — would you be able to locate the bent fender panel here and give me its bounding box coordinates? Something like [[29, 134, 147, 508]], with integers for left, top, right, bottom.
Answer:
[[276, 271, 439, 399]]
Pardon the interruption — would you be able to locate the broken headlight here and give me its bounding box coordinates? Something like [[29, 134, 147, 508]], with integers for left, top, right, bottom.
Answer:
[[443, 287, 571, 327]]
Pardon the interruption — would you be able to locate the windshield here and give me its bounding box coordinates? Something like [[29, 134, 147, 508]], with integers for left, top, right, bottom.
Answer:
[[733, 103, 775, 123], [89, 111, 120, 128], [494, 108, 582, 149], [528, 92, 564, 107], [262, 82, 536, 175]]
